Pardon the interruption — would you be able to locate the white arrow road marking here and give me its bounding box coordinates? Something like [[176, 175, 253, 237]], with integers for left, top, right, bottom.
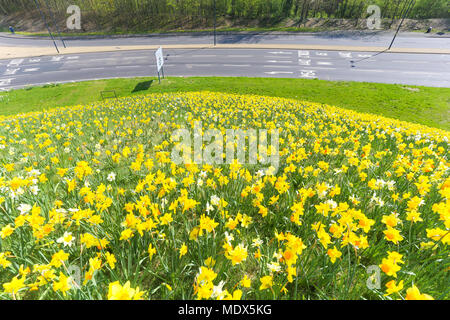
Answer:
[[300, 70, 317, 78], [298, 50, 310, 57], [316, 52, 328, 56], [265, 71, 294, 75], [317, 61, 333, 66], [4, 68, 19, 75], [51, 56, 63, 62], [339, 52, 353, 58], [29, 58, 41, 63], [298, 59, 311, 66], [24, 68, 40, 72], [7, 59, 24, 67], [0, 78, 14, 86], [269, 51, 293, 55]]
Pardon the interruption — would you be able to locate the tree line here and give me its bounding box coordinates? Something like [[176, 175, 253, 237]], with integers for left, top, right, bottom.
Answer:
[[0, 0, 448, 31]]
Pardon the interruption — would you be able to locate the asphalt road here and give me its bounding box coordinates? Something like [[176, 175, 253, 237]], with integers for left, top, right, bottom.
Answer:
[[1, 31, 449, 49], [0, 31, 449, 90], [0, 47, 449, 90]]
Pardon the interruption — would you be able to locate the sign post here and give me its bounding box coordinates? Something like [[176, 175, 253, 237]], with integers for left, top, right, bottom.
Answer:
[[155, 47, 164, 84]]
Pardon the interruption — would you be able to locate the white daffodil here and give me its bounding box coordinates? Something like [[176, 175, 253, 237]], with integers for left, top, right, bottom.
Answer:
[[57, 232, 74, 247]]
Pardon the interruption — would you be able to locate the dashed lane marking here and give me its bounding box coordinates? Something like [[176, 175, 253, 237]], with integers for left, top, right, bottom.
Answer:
[[317, 61, 333, 66], [265, 71, 294, 75]]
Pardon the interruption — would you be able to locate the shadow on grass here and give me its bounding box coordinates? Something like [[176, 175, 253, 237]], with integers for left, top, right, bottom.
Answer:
[[132, 80, 153, 93]]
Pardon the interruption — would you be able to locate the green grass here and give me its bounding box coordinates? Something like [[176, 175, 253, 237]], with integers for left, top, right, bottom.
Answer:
[[16, 26, 323, 38], [15, 26, 448, 38], [1, 77, 449, 130]]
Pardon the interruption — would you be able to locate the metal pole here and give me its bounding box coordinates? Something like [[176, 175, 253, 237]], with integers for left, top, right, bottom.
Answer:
[[33, 0, 59, 53], [388, 0, 415, 50], [213, 0, 217, 46], [351, 0, 415, 65], [43, 0, 66, 48]]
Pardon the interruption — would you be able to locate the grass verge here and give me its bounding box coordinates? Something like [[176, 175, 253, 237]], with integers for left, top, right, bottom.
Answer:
[[0, 77, 448, 130]]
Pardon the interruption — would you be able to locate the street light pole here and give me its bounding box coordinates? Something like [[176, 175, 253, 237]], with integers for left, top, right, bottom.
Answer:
[[43, 0, 66, 48], [33, 0, 59, 53], [389, 0, 415, 50]]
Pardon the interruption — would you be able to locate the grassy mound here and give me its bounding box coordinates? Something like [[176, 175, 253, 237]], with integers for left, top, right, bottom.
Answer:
[[0, 92, 448, 300]]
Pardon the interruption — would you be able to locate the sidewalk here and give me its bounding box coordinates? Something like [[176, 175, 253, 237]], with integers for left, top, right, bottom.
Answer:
[[1, 43, 449, 60]]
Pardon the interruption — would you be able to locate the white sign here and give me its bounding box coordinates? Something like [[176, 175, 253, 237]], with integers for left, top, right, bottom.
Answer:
[[155, 47, 164, 72]]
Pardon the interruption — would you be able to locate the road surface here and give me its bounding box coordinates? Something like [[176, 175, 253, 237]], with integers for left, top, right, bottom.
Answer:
[[0, 32, 449, 90]]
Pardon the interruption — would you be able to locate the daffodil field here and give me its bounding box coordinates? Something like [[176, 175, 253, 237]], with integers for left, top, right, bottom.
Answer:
[[0, 92, 448, 300]]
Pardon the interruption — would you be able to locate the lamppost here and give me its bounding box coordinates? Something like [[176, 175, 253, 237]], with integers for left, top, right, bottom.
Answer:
[[33, 0, 59, 53], [43, 0, 66, 48]]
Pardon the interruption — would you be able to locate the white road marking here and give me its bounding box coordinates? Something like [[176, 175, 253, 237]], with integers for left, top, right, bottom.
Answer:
[[317, 61, 333, 66], [29, 58, 41, 63], [339, 52, 353, 58], [8, 59, 24, 67], [266, 60, 293, 63], [123, 56, 149, 60], [402, 71, 442, 75], [265, 71, 294, 75], [223, 64, 251, 67], [41, 70, 70, 74], [23, 68, 39, 72], [4, 68, 19, 75], [66, 56, 79, 60], [352, 69, 384, 73], [298, 50, 310, 57], [263, 55, 292, 58], [300, 70, 317, 78], [298, 59, 311, 66], [51, 56, 63, 62], [392, 60, 429, 64], [0, 78, 14, 86], [315, 52, 328, 56], [263, 65, 294, 68], [269, 51, 293, 55], [357, 54, 372, 58], [115, 65, 144, 68], [79, 67, 107, 71], [186, 64, 213, 67], [227, 55, 253, 58], [303, 66, 336, 70], [88, 58, 118, 62]]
